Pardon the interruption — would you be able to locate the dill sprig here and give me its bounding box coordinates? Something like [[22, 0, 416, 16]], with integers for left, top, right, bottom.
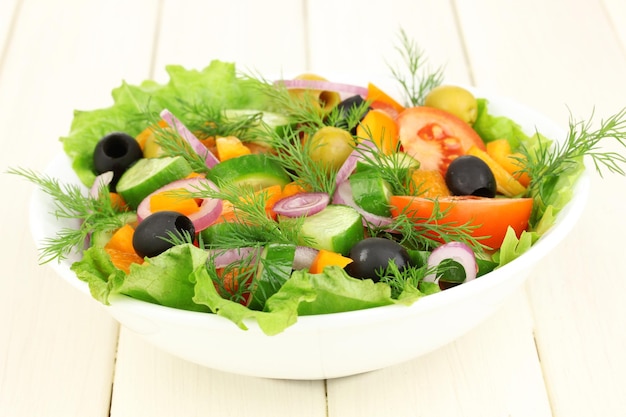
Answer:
[[370, 205, 484, 252], [8, 167, 128, 263], [179, 181, 308, 248], [248, 75, 328, 129], [174, 100, 265, 141], [389, 28, 444, 107], [262, 124, 339, 196], [523, 107, 626, 198], [353, 129, 415, 196]]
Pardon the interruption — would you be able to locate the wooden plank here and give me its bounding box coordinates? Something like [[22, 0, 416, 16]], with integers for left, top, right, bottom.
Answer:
[[456, 1, 626, 416], [0, 0, 160, 415], [110, 329, 327, 417], [327, 291, 552, 417]]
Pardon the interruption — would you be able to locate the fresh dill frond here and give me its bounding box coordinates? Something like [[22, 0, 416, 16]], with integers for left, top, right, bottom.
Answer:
[[523, 107, 626, 201], [174, 100, 265, 142], [353, 128, 415, 196], [8, 167, 128, 263], [370, 205, 484, 252], [206, 249, 258, 304], [377, 259, 427, 299], [179, 181, 308, 248], [262, 124, 339, 196], [389, 28, 444, 107], [250, 76, 328, 129]]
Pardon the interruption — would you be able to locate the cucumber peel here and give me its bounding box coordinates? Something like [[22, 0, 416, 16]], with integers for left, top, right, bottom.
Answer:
[[349, 170, 393, 216], [207, 153, 290, 190], [294, 205, 364, 256], [116, 156, 192, 208]]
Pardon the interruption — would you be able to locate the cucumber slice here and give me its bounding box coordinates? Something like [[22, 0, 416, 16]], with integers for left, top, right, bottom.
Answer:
[[116, 156, 192, 208], [207, 153, 290, 190], [248, 243, 296, 310], [349, 170, 393, 216], [294, 205, 364, 256]]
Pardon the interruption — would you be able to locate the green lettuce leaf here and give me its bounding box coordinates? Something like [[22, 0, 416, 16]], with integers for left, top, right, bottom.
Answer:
[[473, 98, 530, 149], [61, 60, 271, 186], [192, 266, 415, 335], [72, 244, 210, 312]]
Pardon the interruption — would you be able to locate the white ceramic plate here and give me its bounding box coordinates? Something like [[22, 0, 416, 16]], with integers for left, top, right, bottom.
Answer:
[[29, 87, 590, 380]]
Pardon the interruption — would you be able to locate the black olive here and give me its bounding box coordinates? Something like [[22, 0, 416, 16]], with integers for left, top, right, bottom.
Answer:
[[132, 211, 195, 258], [344, 237, 411, 282], [332, 95, 369, 134], [93, 132, 143, 190], [445, 155, 496, 198]]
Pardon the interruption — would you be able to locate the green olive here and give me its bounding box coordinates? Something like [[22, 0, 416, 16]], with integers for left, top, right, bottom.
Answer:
[[424, 85, 478, 125], [143, 134, 166, 158], [308, 126, 355, 170]]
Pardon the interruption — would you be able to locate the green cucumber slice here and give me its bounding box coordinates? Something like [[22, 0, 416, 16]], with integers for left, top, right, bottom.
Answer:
[[116, 156, 192, 208], [349, 170, 393, 216], [207, 153, 290, 190], [294, 204, 364, 256], [248, 243, 296, 310]]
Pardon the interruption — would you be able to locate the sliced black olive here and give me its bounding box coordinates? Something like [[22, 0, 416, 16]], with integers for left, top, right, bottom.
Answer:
[[132, 211, 195, 258], [93, 132, 143, 190], [344, 237, 411, 282], [445, 155, 496, 198], [332, 95, 369, 134]]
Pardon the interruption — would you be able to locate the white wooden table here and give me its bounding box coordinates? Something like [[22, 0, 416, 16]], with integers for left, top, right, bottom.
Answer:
[[1, 1, 625, 416]]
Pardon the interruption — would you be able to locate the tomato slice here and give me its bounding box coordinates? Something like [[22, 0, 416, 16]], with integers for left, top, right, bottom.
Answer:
[[389, 195, 534, 250], [396, 106, 486, 175]]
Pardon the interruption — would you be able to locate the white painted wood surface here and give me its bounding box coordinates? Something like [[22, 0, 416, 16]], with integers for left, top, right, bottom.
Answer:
[[1, 0, 625, 416]]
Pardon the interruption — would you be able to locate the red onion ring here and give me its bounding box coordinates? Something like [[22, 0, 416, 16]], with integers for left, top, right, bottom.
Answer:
[[90, 171, 114, 198], [160, 109, 220, 168], [275, 79, 368, 98], [423, 242, 477, 284], [335, 139, 377, 185], [273, 192, 329, 217], [136, 177, 222, 232], [332, 180, 393, 228]]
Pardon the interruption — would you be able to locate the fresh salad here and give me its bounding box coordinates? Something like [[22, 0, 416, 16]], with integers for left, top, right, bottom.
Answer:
[[12, 35, 626, 335]]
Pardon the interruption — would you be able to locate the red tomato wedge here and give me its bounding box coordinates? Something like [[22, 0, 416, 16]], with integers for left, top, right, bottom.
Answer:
[[389, 195, 534, 250], [396, 107, 486, 175]]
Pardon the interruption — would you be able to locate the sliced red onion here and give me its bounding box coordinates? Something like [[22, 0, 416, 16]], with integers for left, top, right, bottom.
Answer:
[[423, 242, 477, 284], [160, 109, 220, 168], [90, 171, 114, 198], [273, 192, 329, 217], [335, 140, 377, 186], [275, 79, 368, 97], [293, 246, 319, 270], [333, 180, 393, 228], [136, 177, 222, 232], [208, 247, 260, 268]]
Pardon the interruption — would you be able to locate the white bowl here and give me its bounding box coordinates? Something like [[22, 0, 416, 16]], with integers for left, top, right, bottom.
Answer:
[[29, 90, 590, 380]]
